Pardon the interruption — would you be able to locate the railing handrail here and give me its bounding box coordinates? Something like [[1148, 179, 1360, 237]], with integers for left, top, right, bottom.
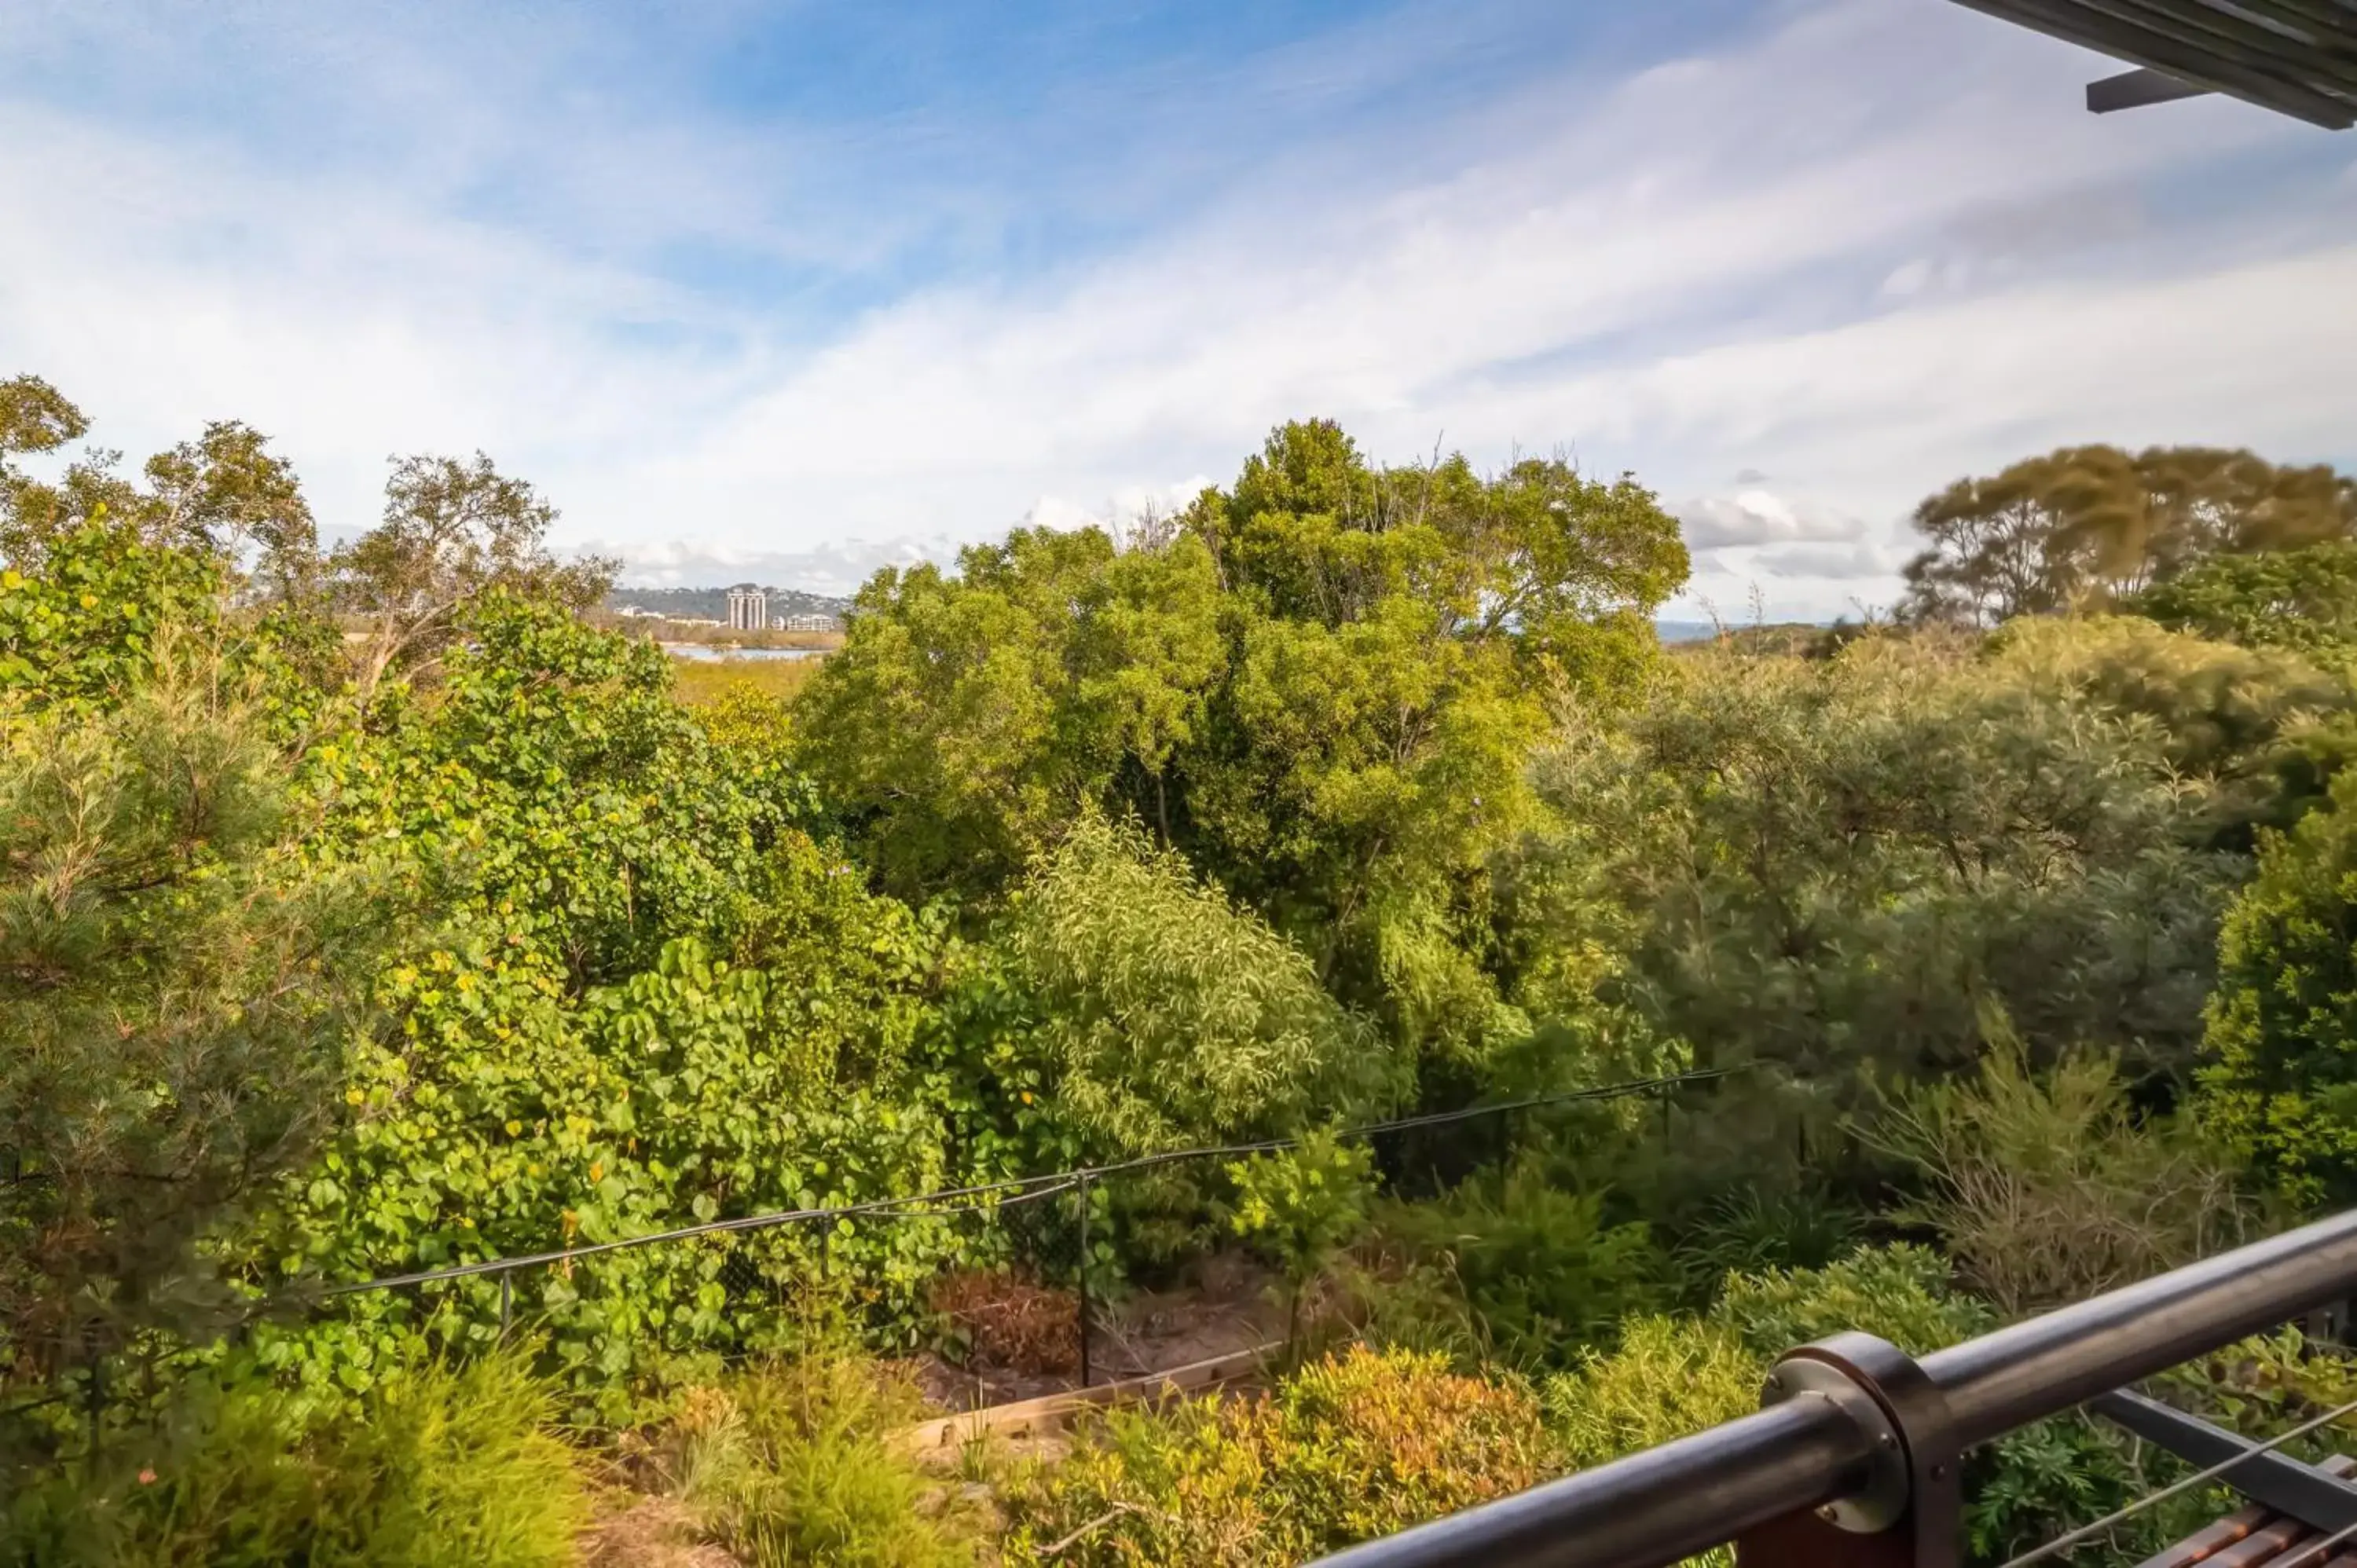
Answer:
[[1314, 1205, 2357, 1568]]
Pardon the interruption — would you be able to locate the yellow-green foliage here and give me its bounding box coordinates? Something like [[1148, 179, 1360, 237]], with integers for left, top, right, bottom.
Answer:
[[670, 655, 821, 707], [1540, 1315, 1757, 1468], [662, 1354, 980, 1568], [1014, 814, 1391, 1156], [6, 1353, 587, 1568], [1713, 1243, 1993, 1357], [999, 1346, 1553, 1566]]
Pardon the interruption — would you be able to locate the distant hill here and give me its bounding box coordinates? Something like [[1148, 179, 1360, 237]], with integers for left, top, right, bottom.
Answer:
[[1655, 618, 1839, 645], [606, 585, 852, 621], [603, 600, 1820, 642]]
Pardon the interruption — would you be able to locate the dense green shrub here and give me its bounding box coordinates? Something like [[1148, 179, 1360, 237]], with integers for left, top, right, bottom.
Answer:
[[1379, 1167, 1662, 1369], [1540, 1314, 1757, 1467], [3, 1352, 586, 1568], [1525, 625, 2256, 1090], [1012, 815, 1391, 1158], [999, 1345, 1553, 1566], [0, 621, 393, 1384], [1713, 1244, 1992, 1357], [1677, 1184, 1864, 1280], [242, 599, 984, 1403], [1878, 1035, 2247, 1313], [2201, 767, 2357, 1203]]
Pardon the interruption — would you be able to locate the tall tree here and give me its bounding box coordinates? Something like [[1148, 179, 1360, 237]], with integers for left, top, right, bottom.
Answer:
[[0, 621, 391, 1375], [332, 452, 614, 702], [796, 419, 1688, 1079], [1901, 445, 2355, 627]]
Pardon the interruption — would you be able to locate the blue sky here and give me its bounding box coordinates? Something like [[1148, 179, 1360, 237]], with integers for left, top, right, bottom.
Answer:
[[4, 1, 2354, 617]]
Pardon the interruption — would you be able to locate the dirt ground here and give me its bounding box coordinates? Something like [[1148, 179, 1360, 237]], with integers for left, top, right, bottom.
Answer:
[[909, 1251, 1286, 1412]]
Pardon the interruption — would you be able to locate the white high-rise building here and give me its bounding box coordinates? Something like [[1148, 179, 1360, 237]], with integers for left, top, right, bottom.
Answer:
[[725, 586, 768, 632]]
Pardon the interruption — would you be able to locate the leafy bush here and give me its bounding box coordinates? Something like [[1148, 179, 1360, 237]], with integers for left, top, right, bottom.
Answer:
[[2202, 766, 2357, 1203], [999, 1345, 1552, 1566], [1012, 815, 1391, 1159], [1877, 1032, 2248, 1313], [1540, 1315, 1758, 1468], [1228, 1134, 1376, 1354], [0, 621, 392, 1382], [657, 1355, 980, 1568], [1712, 1244, 1992, 1358], [1380, 1168, 1662, 1370], [241, 600, 979, 1404], [1677, 1184, 1864, 1280], [4, 1352, 586, 1568]]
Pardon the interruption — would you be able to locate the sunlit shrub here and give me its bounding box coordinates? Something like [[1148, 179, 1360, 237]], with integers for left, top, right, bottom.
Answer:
[[659, 1354, 981, 1568], [1713, 1244, 1992, 1358], [999, 1345, 1552, 1566], [4, 1351, 587, 1568]]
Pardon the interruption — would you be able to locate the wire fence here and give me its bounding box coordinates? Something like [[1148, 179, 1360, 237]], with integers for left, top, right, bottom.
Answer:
[[304, 1065, 1743, 1387], [2, 1066, 1743, 1465]]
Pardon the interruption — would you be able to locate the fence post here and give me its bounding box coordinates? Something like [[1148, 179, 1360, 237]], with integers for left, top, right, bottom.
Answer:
[[500, 1270, 512, 1340], [84, 1351, 104, 1478], [1076, 1170, 1094, 1388]]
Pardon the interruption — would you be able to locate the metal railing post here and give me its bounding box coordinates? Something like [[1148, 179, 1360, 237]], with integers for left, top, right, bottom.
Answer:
[[1076, 1168, 1094, 1388], [1312, 1205, 2357, 1568], [1735, 1334, 1959, 1568]]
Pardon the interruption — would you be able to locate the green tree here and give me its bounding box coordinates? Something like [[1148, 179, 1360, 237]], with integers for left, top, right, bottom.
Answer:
[[2, 376, 320, 584], [1902, 445, 2355, 627], [794, 528, 1226, 898], [333, 452, 616, 703], [1521, 623, 2264, 1090], [0, 626, 390, 1380], [2135, 540, 2357, 660], [796, 419, 1688, 1090], [1009, 815, 1387, 1158], [2201, 766, 2357, 1203]]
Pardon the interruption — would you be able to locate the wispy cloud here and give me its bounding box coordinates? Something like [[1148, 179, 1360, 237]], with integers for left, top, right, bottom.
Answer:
[[2, 0, 2352, 619]]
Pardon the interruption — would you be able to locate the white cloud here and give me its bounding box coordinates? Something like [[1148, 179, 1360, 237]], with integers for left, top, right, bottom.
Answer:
[[1750, 540, 1901, 579], [2, 0, 2351, 630], [593, 535, 962, 598], [1677, 489, 1865, 549]]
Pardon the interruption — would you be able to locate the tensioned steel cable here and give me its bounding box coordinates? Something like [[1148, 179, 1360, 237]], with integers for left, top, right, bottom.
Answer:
[[320, 1064, 1745, 1295], [1996, 1394, 2357, 1568], [327, 1174, 1088, 1292]]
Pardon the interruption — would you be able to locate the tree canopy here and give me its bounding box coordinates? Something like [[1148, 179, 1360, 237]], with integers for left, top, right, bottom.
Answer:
[[1901, 445, 2355, 627]]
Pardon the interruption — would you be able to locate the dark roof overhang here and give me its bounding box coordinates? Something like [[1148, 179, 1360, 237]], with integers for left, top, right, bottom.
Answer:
[[1947, 0, 2357, 128]]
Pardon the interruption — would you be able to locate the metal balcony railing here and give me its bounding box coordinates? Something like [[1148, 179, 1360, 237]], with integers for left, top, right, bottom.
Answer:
[[1311, 1207, 2357, 1568]]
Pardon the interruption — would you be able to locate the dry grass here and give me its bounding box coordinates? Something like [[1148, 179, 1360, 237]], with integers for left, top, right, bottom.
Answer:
[[928, 1270, 1083, 1376], [1871, 1028, 2251, 1315], [669, 655, 823, 706]]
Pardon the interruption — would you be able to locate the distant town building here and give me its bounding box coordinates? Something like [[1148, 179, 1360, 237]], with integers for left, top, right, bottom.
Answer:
[[725, 586, 768, 632], [772, 614, 841, 633]]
